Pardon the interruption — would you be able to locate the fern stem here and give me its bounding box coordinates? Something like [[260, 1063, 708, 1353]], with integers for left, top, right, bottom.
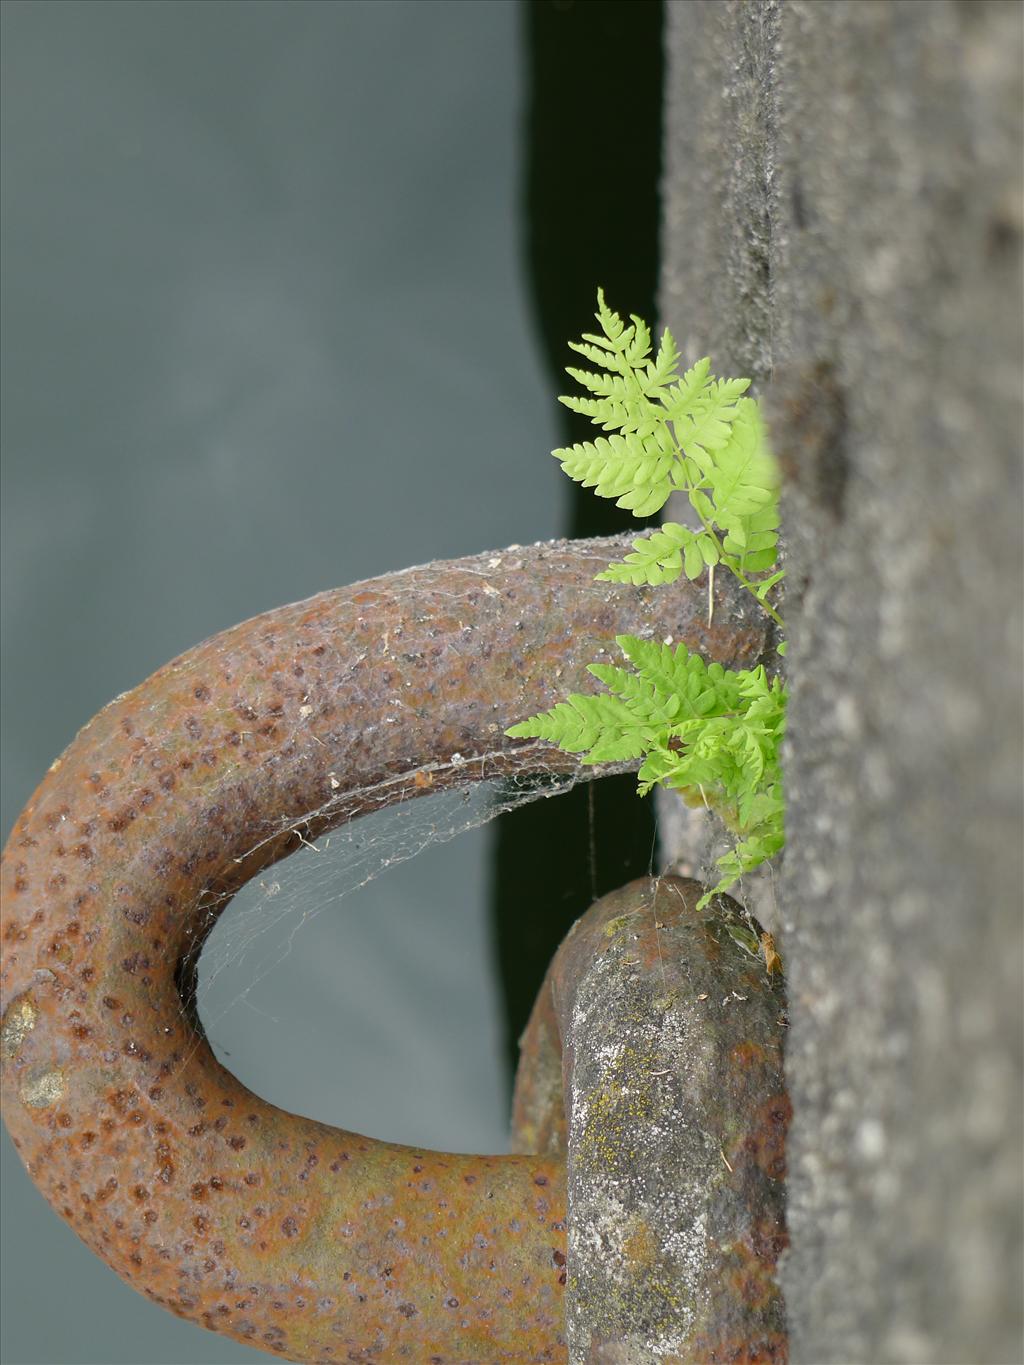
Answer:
[[726, 559, 785, 629], [673, 463, 785, 629]]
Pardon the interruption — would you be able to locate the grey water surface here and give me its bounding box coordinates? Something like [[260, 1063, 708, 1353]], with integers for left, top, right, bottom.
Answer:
[[0, 3, 561, 1361]]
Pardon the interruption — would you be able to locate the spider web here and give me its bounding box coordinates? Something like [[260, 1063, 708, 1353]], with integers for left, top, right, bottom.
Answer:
[[183, 765, 595, 1153]]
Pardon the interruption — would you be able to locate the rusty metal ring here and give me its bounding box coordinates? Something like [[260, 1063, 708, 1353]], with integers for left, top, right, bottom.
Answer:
[[2, 535, 772, 1363]]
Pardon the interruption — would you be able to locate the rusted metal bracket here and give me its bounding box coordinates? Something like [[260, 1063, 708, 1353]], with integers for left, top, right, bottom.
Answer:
[[515, 877, 788, 1364], [1, 535, 779, 1363]]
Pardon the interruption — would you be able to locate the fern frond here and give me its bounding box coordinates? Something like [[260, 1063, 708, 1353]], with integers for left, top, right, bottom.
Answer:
[[561, 294, 682, 441], [643, 327, 680, 397], [505, 690, 662, 764], [697, 818, 786, 909], [559, 393, 660, 437], [658, 356, 710, 416], [590, 288, 653, 367], [562, 365, 636, 398], [554, 433, 675, 516], [595, 522, 713, 585], [616, 637, 742, 720], [594, 287, 627, 343], [671, 382, 751, 484], [701, 399, 778, 531], [585, 663, 680, 726]]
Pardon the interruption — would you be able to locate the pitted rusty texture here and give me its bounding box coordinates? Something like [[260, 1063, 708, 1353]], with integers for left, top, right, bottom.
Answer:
[[1, 536, 770, 1363], [514, 878, 789, 1365]]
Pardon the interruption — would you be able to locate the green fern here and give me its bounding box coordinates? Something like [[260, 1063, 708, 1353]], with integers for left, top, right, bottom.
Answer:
[[552, 289, 784, 625], [508, 636, 786, 905], [508, 291, 789, 907]]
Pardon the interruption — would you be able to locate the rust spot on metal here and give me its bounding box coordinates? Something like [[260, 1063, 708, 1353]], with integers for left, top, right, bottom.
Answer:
[[1, 537, 769, 1362], [745, 1093, 793, 1181], [731, 1040, 772, 1069], [688, 1333, 789, 1365]]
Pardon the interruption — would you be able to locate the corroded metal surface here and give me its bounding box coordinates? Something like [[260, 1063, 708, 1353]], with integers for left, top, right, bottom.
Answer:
[[1, 536, 769, 1363], [514, 878, 789, 1365]]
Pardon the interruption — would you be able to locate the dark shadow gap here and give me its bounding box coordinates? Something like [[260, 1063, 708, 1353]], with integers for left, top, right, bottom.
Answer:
[[492, 0, 665, 1083]]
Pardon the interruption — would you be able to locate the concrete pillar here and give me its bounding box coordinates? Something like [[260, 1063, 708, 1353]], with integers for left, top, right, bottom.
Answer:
[[659, 3, 1022, 1360]]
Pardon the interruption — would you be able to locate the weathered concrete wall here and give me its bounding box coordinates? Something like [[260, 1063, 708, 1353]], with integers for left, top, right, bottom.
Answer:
[[660, 3, 1022, 1362]]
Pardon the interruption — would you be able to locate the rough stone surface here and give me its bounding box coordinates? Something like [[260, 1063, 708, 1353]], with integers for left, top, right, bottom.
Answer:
[[660, 3, 1023, 1362]]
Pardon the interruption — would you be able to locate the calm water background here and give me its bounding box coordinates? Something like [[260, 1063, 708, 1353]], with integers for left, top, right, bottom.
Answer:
[[1, 3, 561, 1360]]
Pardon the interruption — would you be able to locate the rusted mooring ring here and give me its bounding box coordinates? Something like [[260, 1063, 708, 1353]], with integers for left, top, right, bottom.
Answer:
[[1, 535, 779, 1363]]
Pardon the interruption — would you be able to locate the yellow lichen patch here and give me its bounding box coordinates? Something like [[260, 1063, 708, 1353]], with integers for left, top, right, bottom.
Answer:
[[19, 1065, 66, 1109], [2, 992, 38, 1061], [601, 914, 636, 939], [575, 1045, 662, 1175]]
